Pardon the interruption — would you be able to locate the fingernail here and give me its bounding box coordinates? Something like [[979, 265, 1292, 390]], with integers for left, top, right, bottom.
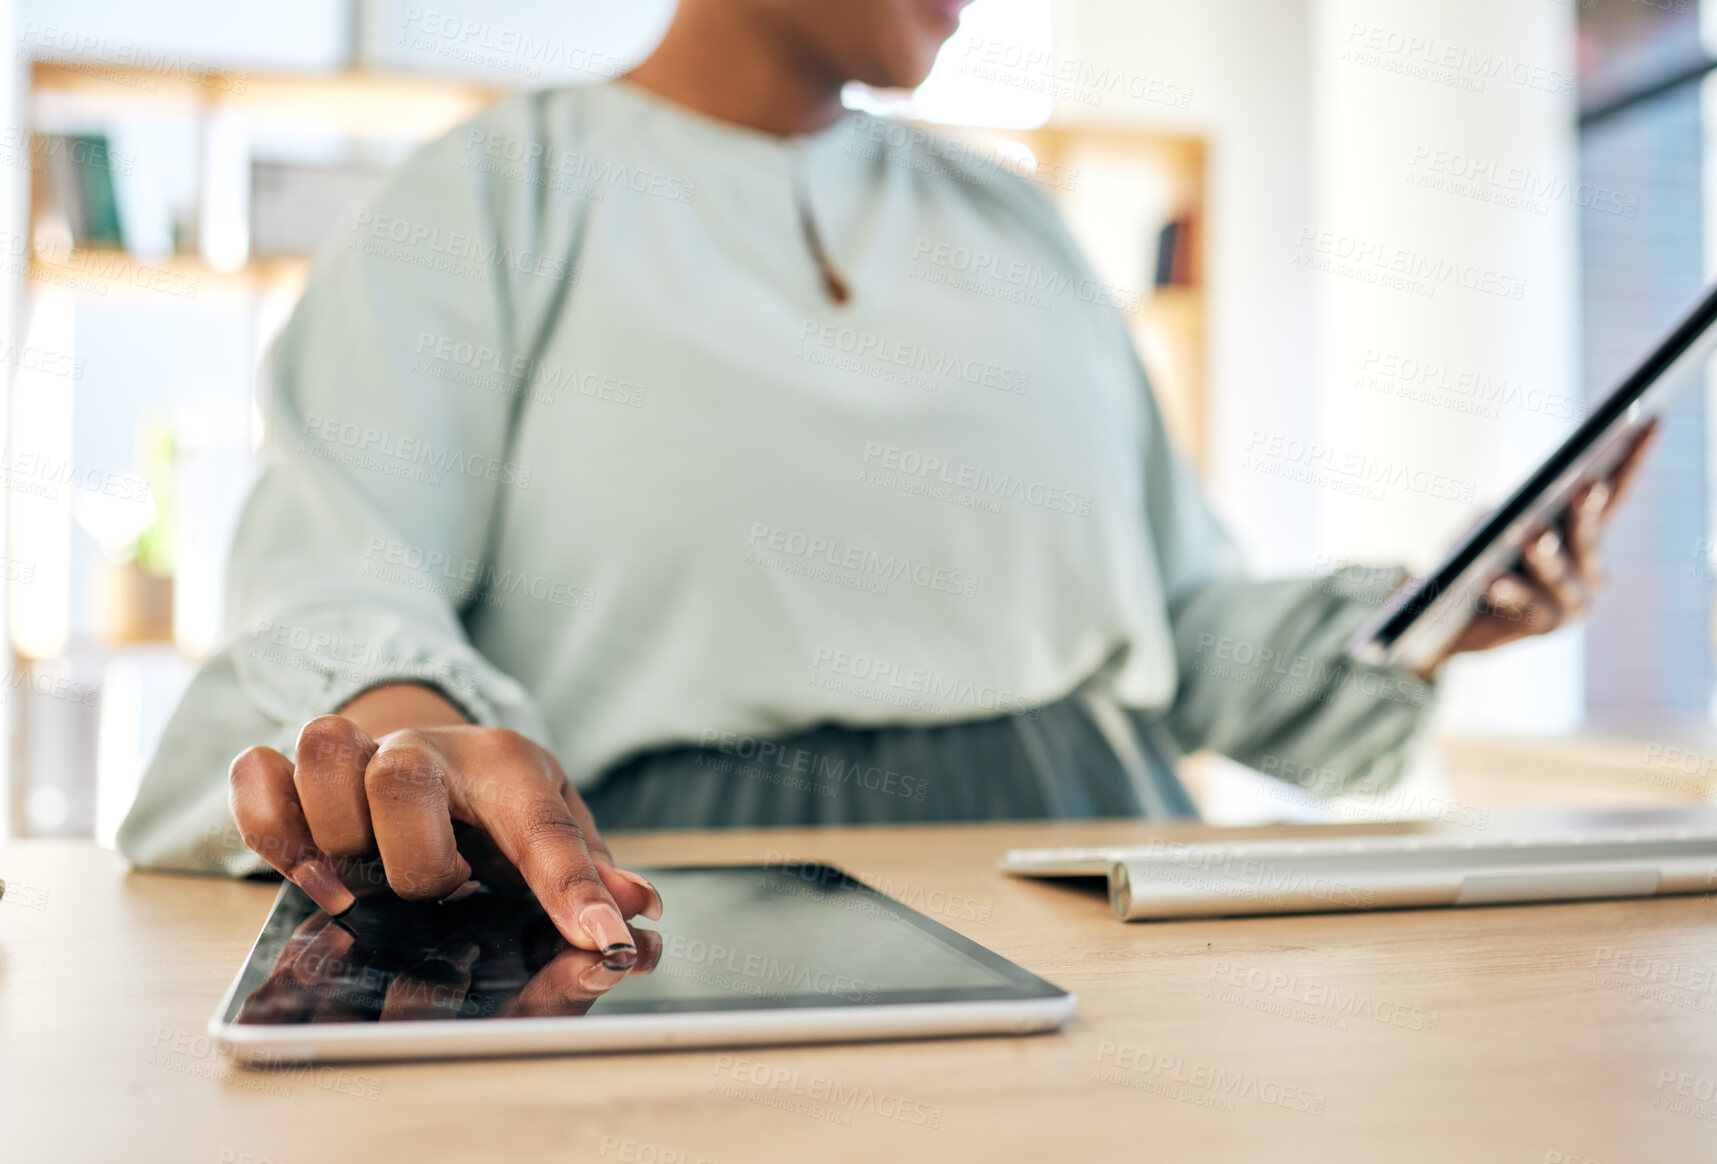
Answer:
[[1582, 483, 1611, 515], [292, 858, 356, 917], [578, 903, 636, 959], [438, 879, 481, 905], [613, 868, 664, 921], [1531, 530, 1561, 561]]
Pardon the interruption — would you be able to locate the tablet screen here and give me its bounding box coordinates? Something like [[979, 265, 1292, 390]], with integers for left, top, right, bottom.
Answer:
[[222, 864, 1062, 1025]]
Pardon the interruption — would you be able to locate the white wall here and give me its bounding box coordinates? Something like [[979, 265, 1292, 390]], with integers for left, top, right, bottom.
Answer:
[[0, 0, 21, 836], [18, 0, 350, 71], [17, 0, 676, 82], [1310, 0, 1584, 734], [359, 0, 674, 85]]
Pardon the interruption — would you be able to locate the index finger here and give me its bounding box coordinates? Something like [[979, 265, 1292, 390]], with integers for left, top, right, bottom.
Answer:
[[471, 760, 634, 963]]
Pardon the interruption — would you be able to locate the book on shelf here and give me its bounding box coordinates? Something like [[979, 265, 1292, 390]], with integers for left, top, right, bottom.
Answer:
[[1153, 214, 1198, 288], [38, 133, 125, 249]]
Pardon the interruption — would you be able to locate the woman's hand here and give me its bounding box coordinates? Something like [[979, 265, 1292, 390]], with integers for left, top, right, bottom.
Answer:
[[228, 712, 661, 963], [1416, 423, 1658, 678]]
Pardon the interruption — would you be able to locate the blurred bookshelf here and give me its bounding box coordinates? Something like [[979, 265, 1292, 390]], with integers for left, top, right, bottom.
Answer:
[[9, 58, 498, 838], [29, 62, 1211, 471], [27, 59, 1211, 471]]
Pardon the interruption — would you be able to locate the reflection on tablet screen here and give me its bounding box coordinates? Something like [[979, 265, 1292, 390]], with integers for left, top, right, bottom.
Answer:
[[228, 864, 1048, 1026]]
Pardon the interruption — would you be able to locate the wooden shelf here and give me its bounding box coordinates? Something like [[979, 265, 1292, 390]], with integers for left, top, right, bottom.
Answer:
[[32, 61, 501, 137], [27, 248, 309, 299]]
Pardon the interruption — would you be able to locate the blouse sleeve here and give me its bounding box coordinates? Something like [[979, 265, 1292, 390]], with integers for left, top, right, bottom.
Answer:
[[982, 162, 1438, 799], [118, 96, 569, 874], [1136, 375, 1438, 798]]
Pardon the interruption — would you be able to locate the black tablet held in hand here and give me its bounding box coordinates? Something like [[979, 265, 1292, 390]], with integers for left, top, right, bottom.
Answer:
[[209, 862, 1074, 1065], [1347, 277, 1717, 671]]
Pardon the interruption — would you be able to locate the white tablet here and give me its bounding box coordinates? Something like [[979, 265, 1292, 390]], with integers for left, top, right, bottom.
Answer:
[[209, 862, 1075, 1065]]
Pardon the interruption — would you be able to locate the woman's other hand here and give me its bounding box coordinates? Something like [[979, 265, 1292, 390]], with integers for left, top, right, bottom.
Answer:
[[1417, 422, 1658, 678]]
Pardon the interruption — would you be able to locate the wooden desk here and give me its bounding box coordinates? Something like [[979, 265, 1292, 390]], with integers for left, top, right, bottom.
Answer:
[[6, 819, 1717, 1163]]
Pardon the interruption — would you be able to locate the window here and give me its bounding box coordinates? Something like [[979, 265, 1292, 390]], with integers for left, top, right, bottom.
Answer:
[[1577, 0, 1714, 723]]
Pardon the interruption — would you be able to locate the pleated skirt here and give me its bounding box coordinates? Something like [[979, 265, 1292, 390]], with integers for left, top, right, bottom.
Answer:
[[581, 689, 1198, 830]]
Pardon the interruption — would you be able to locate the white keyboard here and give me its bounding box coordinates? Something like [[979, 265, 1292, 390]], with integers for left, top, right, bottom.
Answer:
[[999, 820, 1717, 921], [1001, 825, 1717, 875]]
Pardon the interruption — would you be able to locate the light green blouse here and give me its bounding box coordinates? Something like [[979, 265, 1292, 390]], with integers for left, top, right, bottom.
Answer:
[[119, 82, 1435, 874]]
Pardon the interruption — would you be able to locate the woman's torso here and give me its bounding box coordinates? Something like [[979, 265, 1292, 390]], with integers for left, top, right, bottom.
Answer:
[[426, 83, 1179, 783]]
